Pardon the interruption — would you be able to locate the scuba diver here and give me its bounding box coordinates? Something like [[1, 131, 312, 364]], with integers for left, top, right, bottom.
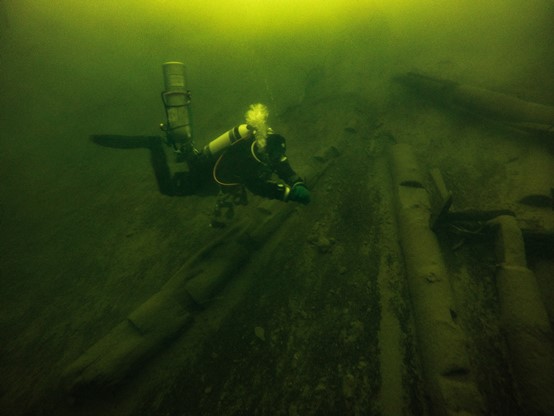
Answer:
[[203, 103, 311, 228], [92, 63, 309, 228], [158, 62, 309, 227]]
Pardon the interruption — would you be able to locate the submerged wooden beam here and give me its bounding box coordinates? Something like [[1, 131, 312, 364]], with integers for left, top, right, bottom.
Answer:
[[390, 143, 484, 415], [489, 215, 554, 416], [61, 145, 338, 397], [396, 72, 554, 138]]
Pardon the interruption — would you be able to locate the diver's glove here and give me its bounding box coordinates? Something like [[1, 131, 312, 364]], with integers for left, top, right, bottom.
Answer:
[[288, 184, 311, 205]]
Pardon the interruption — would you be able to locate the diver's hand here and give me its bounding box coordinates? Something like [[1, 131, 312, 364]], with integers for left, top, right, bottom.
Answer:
[[289, 184, 311, 205]]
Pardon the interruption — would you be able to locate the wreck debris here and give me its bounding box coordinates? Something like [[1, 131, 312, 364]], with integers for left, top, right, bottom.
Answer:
[[61, 145, 339, 397], [397, 72, 554, 210], [396, 72, 554, 138], [488, 215, 554, 415], [429, 167, 453, 230], [389, 143, 485, 415], [513, 145, 554, 208]]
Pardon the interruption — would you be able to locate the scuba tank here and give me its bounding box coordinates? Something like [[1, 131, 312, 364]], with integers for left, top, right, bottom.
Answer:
[[203, 103, 269, 160], [160, 62, 195, 159], [202, 124, 253, 160]]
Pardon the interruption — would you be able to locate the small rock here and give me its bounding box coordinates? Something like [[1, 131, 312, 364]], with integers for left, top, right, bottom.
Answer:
[[254, 326, 266, 341], [425, 273, 441, 283], [342, 373, 356, 398], [317, 236, 331, 253], [315, 382, 327, 392], [308, 233, 335, 253]]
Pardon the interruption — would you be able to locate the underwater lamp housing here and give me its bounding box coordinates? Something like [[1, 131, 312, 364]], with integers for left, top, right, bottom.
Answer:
[[161, 62, 193, 155]]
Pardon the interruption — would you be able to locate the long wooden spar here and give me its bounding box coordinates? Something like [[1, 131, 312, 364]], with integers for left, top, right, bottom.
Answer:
[[396, 72, 554, 138]]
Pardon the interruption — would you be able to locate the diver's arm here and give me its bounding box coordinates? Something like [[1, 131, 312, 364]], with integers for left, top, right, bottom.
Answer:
[[246, 174, 310, 204], [272, 157, 310, 204], [273, 158, 304, 187], [244, 178, 290, 201]]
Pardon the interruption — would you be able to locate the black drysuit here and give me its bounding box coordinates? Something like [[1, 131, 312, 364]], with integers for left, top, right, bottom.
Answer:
[[212, 133, 303, 201]]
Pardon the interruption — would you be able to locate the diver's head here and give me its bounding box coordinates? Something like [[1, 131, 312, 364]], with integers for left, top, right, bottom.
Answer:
[[264, 133, 287, 164]]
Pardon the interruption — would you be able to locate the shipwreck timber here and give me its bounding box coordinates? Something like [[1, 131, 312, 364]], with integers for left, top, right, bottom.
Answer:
[[389, 143, 485, 415], [396, 72, 554, 138], [489, 215, 554, 416], [61, 143, 340, 396], [397, 72, 554, 210]]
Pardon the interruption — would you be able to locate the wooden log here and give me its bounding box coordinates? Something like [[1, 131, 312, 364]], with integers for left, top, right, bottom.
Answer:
[[62, 292, 193, 395], [489, 215, 554, 416], [61, 145, 338, 396], [396, 72, 554, 138], [390, 143, 484, 415]]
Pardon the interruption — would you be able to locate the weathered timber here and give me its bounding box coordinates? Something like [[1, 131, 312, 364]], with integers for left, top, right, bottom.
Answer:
[[61, 144, 338, 397], [489, 215, 554, 416], [390, 143, 484, 415], [396, 72, 554, 138]]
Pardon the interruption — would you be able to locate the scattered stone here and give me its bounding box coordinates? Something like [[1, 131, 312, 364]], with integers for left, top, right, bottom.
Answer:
[[342, 373, 356, 398], [315, 381, 327, 392], [254, 326, 266, 341], [307, 233, 335, 253]]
